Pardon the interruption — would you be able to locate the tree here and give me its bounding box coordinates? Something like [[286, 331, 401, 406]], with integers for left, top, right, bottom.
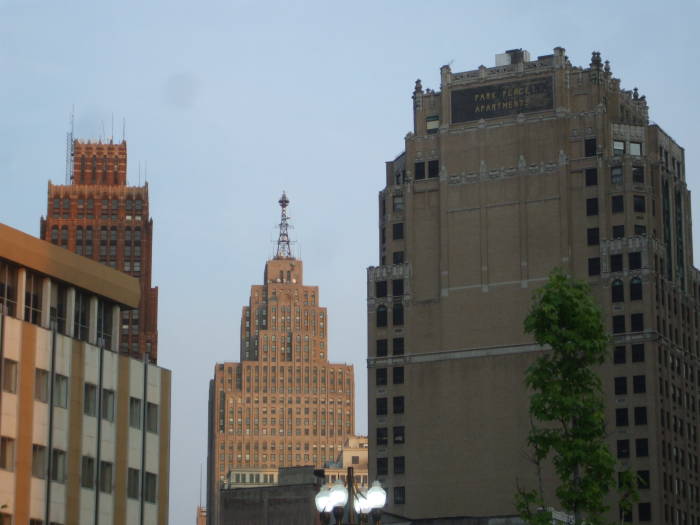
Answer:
[[515, 269, 618, 525]]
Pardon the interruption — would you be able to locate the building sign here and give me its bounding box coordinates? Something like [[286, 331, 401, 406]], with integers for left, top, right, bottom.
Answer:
[[451, 76, 553, 123]]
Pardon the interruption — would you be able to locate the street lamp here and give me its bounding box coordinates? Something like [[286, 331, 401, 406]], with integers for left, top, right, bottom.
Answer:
[[316, 469, 386, 524], [315, 486, 333, 525]]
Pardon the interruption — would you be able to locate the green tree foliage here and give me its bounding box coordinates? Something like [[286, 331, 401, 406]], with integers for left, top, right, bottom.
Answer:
[[515, 269, 620, 525]]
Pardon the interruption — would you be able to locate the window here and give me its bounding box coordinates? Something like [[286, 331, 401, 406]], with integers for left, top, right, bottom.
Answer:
[[145, 472, 157, 503], [613, 346, 626, 364], [393, 396, 404, 414], [392, 251, 404, 264], [427, 160, 439, 178], [146, 402, 159, 433], [392, 279, 404, 296], [376, 398, 387, 416], [610, 254, 623, 273], [632, 166, 644, 183], [392, 195, 404, 212], [393, 426, 405, 444], [628, 252, 641, 270], [617, 439, 630, 458], [611, 166, 623, 185], [615, 377, 628, 395], [128, 468, 140, 499], [376, 305, 387, 328], [588, 257, 600, 276], [0, 437, 15, 471], [376, 339, 388, 357], [53, 374, 68, 408], [637, 502, 651, 522], [619, 507, 632, 523], [426, 115, 439, 134], [616, 408, 629, 426], [84, 383, 97, 417], [613, 315, 625, 334], [612, 225, 625, 239], [586, 198, 599, 216], [631, 344, 644, 363], [394, 486, 406, 504], [129, 397, 142, 429], [629, 142, 642, 156], [392, 223, 404, 240], [634, 407, 647, 425], [585, 168, 598, 186], [637, 470, 650, 489], [393, 337, 404, 356], [612, 195, 624, 213], [376, 368, 388, 386], [633, 375, 646, 394], [584, 138, 597, 157], [352, 455, 360, 465], [102, 389, 115, 421], [32, 444, 47, 478], [34, 369, 49, 403], [394, 456, 405, 474], [633, 224, 646, 236], [587, 228, 599, 246], [613, 140, 625, 155], [630, 277, 642, 301], [630, 313, 644, 332], [376, 428, 388, 446], [392, 304, 404, 326], [414, 162, 425, 180], [611, 280, 624, 303], [81, 456, 95, 489], [375, 281, 387, 298], [635, 438, 648, 457], [633, 195, 646, 213], [2, 359, 17, 393], [393, 367, 404, 385], [377, 457, 388, 475], [51, 448, 66, 483], [100, 461, 113, 493]]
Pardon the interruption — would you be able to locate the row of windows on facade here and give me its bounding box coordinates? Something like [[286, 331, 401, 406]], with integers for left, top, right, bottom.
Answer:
[[376, 304, 404, 328], [1, 358, 159, 432], [219, 438, 343, 453], [375, 279, 404, 298], [586, 194, 648, 216], [612, 313, 645, 334], [53, 196, 143, 211], [584, 166, 646, 187], [660, 442, 698, 475], [376, 367, 404, 386], [660, 408, 698, 441], [378, 252, 405, 267], [376, 426, 404, 446], [376, 396, 404, 416], [588, 251, 642, 276], [379, 193, 405, 216], [229, 472, 276, 484], [219, 451, 342, 467], [50, 225, 144, 243], [582, 138, 645, 158], [376, 337, 404, 357], [219, 425, 351, 438]]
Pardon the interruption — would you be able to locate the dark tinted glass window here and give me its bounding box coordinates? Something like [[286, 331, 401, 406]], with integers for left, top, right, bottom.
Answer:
[[376, 339, 388, 357], [611, 255, 623, 272], [587, 228, 599, 246], [376, 306, 387, 328], [586, 198, 599, 216], [615, 377, 628, 395], [635, 438, 648, 457], [393, 396, 404, 414], [631, 344, 645, 362], [392, 279, 404, 296], [613, 346, 626, 364], [377, 457, 388, 475], [585, 138, 597, 157], [637, 470, 650, 489], [638, 502, 651, 522], [414, 162, 425, 180], [634, 196, 646, 213], [632, 166, 644, 184], [617, 439, 630, 458], [630, 277, 642, 301], [392, 251, 404, 264], [392, 304, 404, 326], [588, 258, 601, 276], [585, 168, 598, 186], [427, 160, 439, 178], [629, 252, 642, 270], [633, 375, 646, 394], [375, 281, 387, 298], [393, 367, 404, 384], [392, 338, 404, 356], [613, 315, 625, 333], [631, 313, 644, 332], [392, 223, 404, 240], [394, 456, 405, 474], [376, 369, 387, 386], [612, 225, 625, 239], [616, 408, 629, 426], [612, 195, 624, 213], [376, 428, 388, 445], [634, 406, 647, 425], [611, 280, 624, 302], [393, 426, 405, 444], [376, 398, 387, 416]]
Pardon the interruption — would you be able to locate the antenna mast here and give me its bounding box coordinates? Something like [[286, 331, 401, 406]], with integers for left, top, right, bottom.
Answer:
[[276, 192, 292, 258]]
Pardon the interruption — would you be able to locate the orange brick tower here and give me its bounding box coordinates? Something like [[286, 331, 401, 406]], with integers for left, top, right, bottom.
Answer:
[[40, 139, 159, 362], [207, 193, 355, 523]]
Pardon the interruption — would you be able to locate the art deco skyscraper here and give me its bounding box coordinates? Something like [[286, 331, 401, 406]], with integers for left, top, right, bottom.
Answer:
[[40, 139, 159, 362], [207, 194, 355, 523], [369, 48, 692, 524]]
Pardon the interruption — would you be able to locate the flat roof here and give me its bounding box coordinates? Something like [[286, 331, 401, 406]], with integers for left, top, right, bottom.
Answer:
[[0, 223, 140, 308]]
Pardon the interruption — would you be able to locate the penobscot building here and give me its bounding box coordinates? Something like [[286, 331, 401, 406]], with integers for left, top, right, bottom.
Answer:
[[368, 47, 694, 524]]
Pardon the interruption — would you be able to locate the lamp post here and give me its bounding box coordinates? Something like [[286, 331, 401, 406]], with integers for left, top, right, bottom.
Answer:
[[315, 468, 386, 525]]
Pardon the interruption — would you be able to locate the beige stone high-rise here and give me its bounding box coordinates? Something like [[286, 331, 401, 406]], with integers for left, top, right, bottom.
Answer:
[[368, 48, 693, 524]]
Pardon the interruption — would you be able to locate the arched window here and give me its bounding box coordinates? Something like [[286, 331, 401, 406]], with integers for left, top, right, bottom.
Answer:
[[611, 279, 624, 303], [110, 227, 118, 242], [80, 156, 86, 178], [50, 226, 58, 244], [60, 226, 68, 247], [376, 305, 387, 328], [630, 277, 643, 301], [103, 156, 108, 175], [76, 227, 83, 242], [393, 303, 404, 325], [91, 156, 97, 182], [124, 227, 131, 242]]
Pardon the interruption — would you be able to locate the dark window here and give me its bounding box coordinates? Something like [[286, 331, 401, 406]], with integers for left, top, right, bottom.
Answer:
[[394, 486, 405, 505], [631, 313, 644, 332], [392, 223, 404, 240], [414, 162, 425, 180], [619, 506, 632, 523], [630, 277, 642, 301], [612, 195, 624, 213], [634, 224, 646, 236], [394, 456, 405, 474], [612, 225, 625, 239], [376, 428, 388, 446], [375, 281, 387, 298], [393, 396, 404, 414], [634, 195, 646, 213], [615, 377, 628, 395], [588, 257, 601, 276], [617, 439, 630, 458], [584, 138, 597, 157], [611, 166, 623, 185], [585, 168, 598, 186], [637, 470, 650, 489], [613, 346, 626, 364], [427, 160, 439, 178], [392, 251, 404, 264], [392, 304, 404, 326], [633, 375, 646, 394], [634, 406, 647, 425], [393, 367, 404, 384], [587, 228, 599, 246], [611, 280, 624, 302], [376, 339, 388, 357], [632, 166, 644, 184], [393, 338, 404, 356], [376, 398, 387, 416], [81, 456, 95, 489], [616, 408, 629, 426], [376, 368, 387, 386], [628, 252, 642, 270], [392, 279, 404, 296], [635, 438, 648, 457], [377, 457, 388, 475], [376, 306, 387, 328], [586, 198, 599, 216], [638, 502, 651, 522], [611, 254, 623, 273], [613, 315, 625, 334], [631, 344, 645, 362], [393, 426, 405, 444]]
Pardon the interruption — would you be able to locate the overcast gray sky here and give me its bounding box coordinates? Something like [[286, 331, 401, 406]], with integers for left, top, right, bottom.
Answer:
[[2, 1, 699, 523]]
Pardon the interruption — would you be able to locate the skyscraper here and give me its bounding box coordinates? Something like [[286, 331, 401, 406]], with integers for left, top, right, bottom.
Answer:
[[40, 139, 159, 362], [207, 194, 355, 524], [369, 47, 690, 524]]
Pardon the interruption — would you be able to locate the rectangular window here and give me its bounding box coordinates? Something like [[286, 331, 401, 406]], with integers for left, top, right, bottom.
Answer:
[[0, 437, 15, 471], [616, 408, 629, 426], [393, 426, 405, 444], [129, 397, 142, 429], [635, 438, 649, 457], [376, 398, 387, 416], [34, 369, 49, 403], [393, 396, 405, 414], [392, 251, 404, 264], [629, 142, 642, 156], [392, 304, 404, 326], [375, 281, 387, 298], [394, 486, 406, 505], [393, 367, 404, 385], [2, 359, 17, 394], [585, 168, 598, 186], [633, 195, 646, 213], [128, 468, 140, 499], [630, 313, 644, 332], [586, 198, 599, 216], [612, 315, 625, 334], [634, 406, 647, 425], [376, 339, 388, 357], [631, 344, 645, 362], [633, 375, 646, 393], [414, 162, 425, 180], [427, 160, 439, 178], [377, 457, 388, 475], [376, 368, 388, 386], [376, 428, 388, 446], [628, 252, 642, 270], [392, 223, 404, 241], [32, 444, 46, 478], [611, 166, 623, 185], [146, 402, 159, 434], [612, 195, 624, 213], [52, 448, 66, 483], [637, 470, 650, 489], [613, 346, 626, 364], [392, 279, 404, 296], [584, 138, 597, 157], [610, 254, 623, 273], [84, 383, 97, 417], [638, 502, 651, 522], [613, 140, 625, 155], [394, 456, 405, 474], [617, 439, 630, 458], [615, 377, 628, 395], [632, 166, 644, 183], [587, 228, 599, 246], [588, 257, 600, 276], [393, 337, 404, 356], [634, 224, 646, 236], [53, 374, 68, 408], [612, 225, 625, 239], [100, 461, 113, 493], [102, 389, 115, 422], [81, 456, 95, 489]]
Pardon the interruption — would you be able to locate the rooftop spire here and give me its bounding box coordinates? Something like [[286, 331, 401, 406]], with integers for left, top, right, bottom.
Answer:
[[276, 191, 292, 258]]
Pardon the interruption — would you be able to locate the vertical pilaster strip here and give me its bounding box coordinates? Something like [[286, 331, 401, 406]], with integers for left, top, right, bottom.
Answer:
[[65, 338, 84, 524], [113, 354, 130, 525], [14, 322, 36, 524], [158, 369, 171, 525], [111, 305, 121, 352], [65, 288, 76, 338], [16, 268, 26, 320], [40, 278, 51, 329], [88, 296, 98, 345]]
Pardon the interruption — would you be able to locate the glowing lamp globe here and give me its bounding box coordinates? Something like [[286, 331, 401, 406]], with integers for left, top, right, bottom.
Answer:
[[315, 487, 330, 513], [367, 481, 387, 509], [329, 480, 348, 508]]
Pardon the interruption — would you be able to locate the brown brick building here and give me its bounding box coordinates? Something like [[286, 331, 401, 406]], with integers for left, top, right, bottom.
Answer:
[[40, 139, 159, 362], [369, 48, 695, 524], [207, 194, 355, 524]]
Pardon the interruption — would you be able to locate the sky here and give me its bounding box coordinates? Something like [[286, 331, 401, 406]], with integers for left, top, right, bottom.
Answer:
[[1, 0, 699, 523]]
